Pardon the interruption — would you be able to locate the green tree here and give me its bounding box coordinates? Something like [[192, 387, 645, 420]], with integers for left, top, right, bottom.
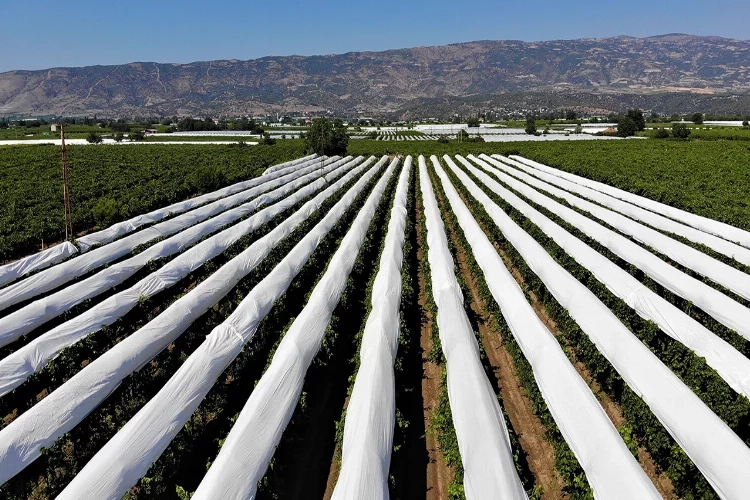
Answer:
[[626, 109, 646, 131], [113, 132, 124, 143], [653, 128, 670, 139], [466, 116, 480, 128], [129, 130, 145, 141], [617, 117, 637, 137], [304, 118, 349, 155], [86, 132, 103, 144], [743, 119, 750, 127], [691, 112, 704, 124], [565, 109, 578, 120], [525, 117, 537, 135], [672, 122, 692, 139], [262, 133, 276, 145]]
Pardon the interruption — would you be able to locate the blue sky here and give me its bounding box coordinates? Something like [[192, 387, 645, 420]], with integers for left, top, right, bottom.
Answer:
[[1, 0, 747, 72]]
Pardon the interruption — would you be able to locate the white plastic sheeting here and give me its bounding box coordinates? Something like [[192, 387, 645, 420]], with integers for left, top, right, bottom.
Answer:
[[497, 156, 750, 267], [490, 155, 750, 302], [0, 156, 344, 312], [462, 157, 750, 500], [0, 155, 320, 287], [189, 158, 399, 500], [460, 155, 750, 399], [511, 155, 750, 249], [0, 156, 358, 347], [477, 154, 750, 342], [331, 157, 411, 500], [262, 153, 318, 175], [75, 154, 323, 252], [0, 157, 365, 396], [416, 156, 526, 500], [437, 156, 660, 499], [0, 242, 78, 289], [0, 156, 386, 486], [57, 157, 395, 500]]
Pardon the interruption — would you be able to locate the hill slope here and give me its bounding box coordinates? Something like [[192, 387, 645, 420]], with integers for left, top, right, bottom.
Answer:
[[1, 34, 749, 116]]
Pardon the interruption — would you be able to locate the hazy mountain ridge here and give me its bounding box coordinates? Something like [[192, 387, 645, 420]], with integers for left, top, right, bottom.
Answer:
[[1, 34, 749, 116]]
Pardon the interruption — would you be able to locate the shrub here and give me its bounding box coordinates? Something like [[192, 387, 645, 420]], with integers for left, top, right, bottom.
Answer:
[[654, 128, 670, 139], [186, 165, 227, 192], [672, 123, 692, 139], [525, 117, 537, 135], [86, 132, 103, 144], [92, 198, 126, 226]]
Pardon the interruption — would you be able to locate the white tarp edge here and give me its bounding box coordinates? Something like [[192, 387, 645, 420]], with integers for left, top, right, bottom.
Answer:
[[0, 242, 78, 289], [0, 156, 360, 347], [57, 157, 396, 500], [189, 158, 399, 500], [262, 153, 318, 175], [497, 156, 750, 266], [417, 156, 526, 500], [490, 155, 750, 302], [0, 156, 386, 486], [510, 155, 750, 250], [331, 157, 411, 500], [439, 155, 659, 499], [464, 157, 750, 500], [0, 156, 346, 312], [461, 155, 750, 399], [477, 154, 750, 342], [0, 155, 320, 288], [0, 157, 364, 396]]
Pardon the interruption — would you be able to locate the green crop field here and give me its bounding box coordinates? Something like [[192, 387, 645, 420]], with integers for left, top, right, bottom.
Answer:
[[0, 142, 305, 261], [2, 139, 749, 262]]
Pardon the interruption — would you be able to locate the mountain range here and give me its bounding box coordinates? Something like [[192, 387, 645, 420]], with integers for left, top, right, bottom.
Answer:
[[1, 34, 749, 117]]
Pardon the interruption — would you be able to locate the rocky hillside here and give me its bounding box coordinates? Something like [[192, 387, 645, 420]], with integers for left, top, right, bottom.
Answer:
[[1, 34, 748, 116]]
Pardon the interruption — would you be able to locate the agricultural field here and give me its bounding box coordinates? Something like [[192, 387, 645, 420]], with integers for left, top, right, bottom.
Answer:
[[0, 141, 749, 499]]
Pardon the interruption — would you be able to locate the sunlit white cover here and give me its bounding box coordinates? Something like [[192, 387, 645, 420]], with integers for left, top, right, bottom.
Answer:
[[0, 156, 383, 487], [331, 157, 411, 499], [463, 155, 750, 500], [56, 156, 392, 499], [510, 155, 750, 250], [0, 156, 345, 312], [462, 154, 750, 399], [490, 155, 750, 301], [0, 157, 364, 396], [499, 156, 750, 266], [0, 155, 320, 287], [188, 157, 398, 500], [411, 156, 526, 500], [479, 154, 750, 343], [0, 156, 358, 347]]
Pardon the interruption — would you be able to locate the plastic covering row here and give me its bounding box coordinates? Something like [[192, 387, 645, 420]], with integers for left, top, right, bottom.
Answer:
[[490, 155, 750, 302], [0, 156, 358, 347], [461, 155, 750, 399], [0, 155, 345, 312], [510, 155, 750, 249], [0, 156, 385, 486], [417, 156, 526, 500], [479, 154, 750, 343], [56, 156, 391, 499], [0, 154, 319, 287], [0, 157, 365, 396], [438, 155, 659, 498], [502, 157, 750, 266], [456, 157, 750, 499], [331, 157, 412, 499], [190, 157, 399, 500], [262, 153, 318, 175]]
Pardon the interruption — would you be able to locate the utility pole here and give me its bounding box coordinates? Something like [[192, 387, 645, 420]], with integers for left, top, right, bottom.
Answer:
[[60, 124, 73, 240]]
